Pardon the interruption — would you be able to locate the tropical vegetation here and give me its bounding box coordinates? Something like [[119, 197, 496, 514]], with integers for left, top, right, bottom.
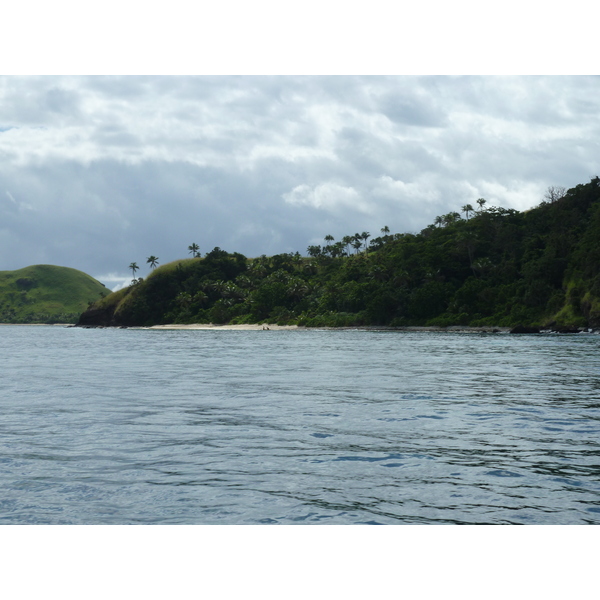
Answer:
[[78, 177, 600, 329]]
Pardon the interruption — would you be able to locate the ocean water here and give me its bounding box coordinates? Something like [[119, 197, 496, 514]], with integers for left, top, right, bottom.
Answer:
[[1, 325, 599, 524]]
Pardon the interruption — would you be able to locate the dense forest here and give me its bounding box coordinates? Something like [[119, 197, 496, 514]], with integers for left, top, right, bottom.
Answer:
[[78, 177, 600, 329]]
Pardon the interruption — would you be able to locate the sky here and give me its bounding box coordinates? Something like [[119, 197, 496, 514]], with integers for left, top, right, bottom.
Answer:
[[1, 75, 599, 291], [1, 7, 599, 291]]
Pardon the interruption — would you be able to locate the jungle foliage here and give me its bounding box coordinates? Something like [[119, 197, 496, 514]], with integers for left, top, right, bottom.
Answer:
[[78, 177, 600, 328]]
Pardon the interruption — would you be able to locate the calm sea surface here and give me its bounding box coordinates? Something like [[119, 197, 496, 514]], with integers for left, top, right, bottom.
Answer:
[[1, 325, 600, 524]]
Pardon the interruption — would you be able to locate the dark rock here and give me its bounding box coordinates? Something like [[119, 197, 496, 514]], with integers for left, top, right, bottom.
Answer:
[[76, 305, 116, 327], [510, 324, 541, 334]]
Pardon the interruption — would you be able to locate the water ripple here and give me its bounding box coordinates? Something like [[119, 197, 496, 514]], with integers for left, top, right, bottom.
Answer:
[[1, 327, 600, 523]]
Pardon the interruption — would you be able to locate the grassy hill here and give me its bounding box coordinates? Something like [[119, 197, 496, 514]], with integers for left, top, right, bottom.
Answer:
[[0, 265, 111, 324]]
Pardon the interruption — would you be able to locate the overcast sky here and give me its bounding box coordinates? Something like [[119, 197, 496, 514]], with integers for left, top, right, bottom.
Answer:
[[1, 74, 599, 289]]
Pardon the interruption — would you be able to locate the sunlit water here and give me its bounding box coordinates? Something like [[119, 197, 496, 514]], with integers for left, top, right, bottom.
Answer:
[[1, 325, 600, 524]]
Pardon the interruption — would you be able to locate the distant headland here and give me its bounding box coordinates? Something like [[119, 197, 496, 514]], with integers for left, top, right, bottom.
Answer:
[[77, 177, 600, 331], [0, 265, 109, 324]]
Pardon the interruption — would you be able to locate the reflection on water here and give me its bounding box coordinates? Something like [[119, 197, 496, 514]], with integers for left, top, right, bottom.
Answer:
[[1, 326, 600, 524]]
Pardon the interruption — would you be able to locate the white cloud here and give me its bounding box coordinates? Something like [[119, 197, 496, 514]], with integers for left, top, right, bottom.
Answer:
[[5, 190, 34, 211], [283, 182, 371, 214], [373, 176, 440, 204], [93, 272, 133, 292], [474, 179, 546, 212], [1, 75, 599, 277]]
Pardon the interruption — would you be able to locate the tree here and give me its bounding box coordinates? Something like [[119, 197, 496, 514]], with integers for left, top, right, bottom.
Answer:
[[381, 225, 390, 235], [462, 204, 474, 219], [176, 291, 193, 308], [303, 261, 318, 275], [324, 234, 334, 247], [307, 245, 322, 258], [434, 215, 443, 228], [129, 262, 139, 280], [146, 256, 159, 270], [442, 212, 461, 226], [330, 242, 345, 258], [342, 235, 354, 255], [352, 238, 362, 254], [544, 186, 567, 204], [456, 230, 478, 275], [361, 232, 371, 253], [476, 198, 487, 211], [369, 265, 388, 282], [188, 243, 200, 258]]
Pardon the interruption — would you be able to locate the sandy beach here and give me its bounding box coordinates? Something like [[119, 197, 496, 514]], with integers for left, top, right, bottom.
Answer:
[[147, 323, 299, 330], [146, 323, 511, 332]]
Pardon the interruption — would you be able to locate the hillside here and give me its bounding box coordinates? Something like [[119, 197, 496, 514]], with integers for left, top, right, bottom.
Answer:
[[0, 265, 110, 324], [78, 176, 600, 329]]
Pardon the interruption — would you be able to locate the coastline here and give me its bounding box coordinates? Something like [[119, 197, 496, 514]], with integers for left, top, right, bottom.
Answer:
[[147, 323, 299, 331], [144, 323, 512, 333], [8, 322, 594, 333]]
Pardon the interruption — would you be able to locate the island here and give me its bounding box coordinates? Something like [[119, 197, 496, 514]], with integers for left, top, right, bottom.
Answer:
[[78, 177, 600, 331]]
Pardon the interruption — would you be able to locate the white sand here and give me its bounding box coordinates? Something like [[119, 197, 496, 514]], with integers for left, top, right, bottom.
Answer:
[[145, 323, 510, 332], [147, 323, 299, 330]]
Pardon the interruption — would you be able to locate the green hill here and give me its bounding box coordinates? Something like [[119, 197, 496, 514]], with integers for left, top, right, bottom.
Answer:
[[78, 176, 600, 330], [0, 265, 111, 324]]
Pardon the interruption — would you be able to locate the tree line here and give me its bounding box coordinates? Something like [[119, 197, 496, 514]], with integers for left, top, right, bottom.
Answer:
[[80, 178, 600, 329]]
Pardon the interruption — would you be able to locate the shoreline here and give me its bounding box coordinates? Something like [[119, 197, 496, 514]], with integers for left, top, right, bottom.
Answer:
[[5, 322, 596, 333], [147, 323, 300, 331], [144, 323, 512, 333]]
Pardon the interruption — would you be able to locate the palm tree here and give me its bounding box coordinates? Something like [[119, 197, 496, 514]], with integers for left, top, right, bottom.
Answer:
[[391, 268, 410, 287], [330, 242, 345, 258], [473, 257, 493, 275], [443, 212, 461, 226], [380, 226, 390, 244], [287, 279, 308, 301], [193, 290, 209, 307], [146, 256, 159, 270], [462, 204, 474, 219], [188, 243, 200, 258], [361, 232, 370, 253], [235, 275, 253, 289], [352, 238, 362, 254], [176, 292, 193, 308], [476, 198, 486, 211], [342, 235, 354, 255], [369, 265, 388, 282], [303, 261, 318, 275], [456, 230, 478, 274], [129, 262, 139, 279], [211, 280, 228, 296], [324, 234, 334, 247]]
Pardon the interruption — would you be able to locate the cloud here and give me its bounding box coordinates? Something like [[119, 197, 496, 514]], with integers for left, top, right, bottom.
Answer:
[[4, 189, 34, 212], [373, 176, 440, 204], [1, 75, 599, 286], [92, 272, 132, 292], [377, 87, 448, 128], [283, 182, 369, 213]]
